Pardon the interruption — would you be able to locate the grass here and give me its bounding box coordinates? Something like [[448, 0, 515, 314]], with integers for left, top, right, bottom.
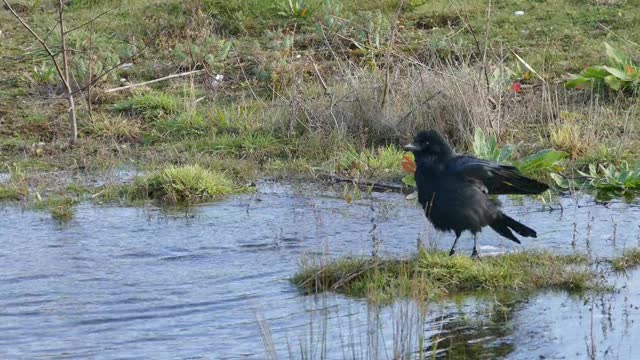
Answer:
[[129, 164, 233, 204], [611, 249, 640, 272], [0, 184, 24, 201], [47, 198, 76, 222], [1, 0, 639, 202], [112, 92, 179, 120], [293, 250, 595, 302]]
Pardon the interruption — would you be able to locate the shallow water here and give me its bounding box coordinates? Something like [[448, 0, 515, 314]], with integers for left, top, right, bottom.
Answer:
[[1, 181, 640, 359]]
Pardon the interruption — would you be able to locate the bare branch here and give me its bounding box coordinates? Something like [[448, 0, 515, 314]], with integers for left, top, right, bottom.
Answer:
[[2, 0, 69, 89], [58, 0, 77, 141]]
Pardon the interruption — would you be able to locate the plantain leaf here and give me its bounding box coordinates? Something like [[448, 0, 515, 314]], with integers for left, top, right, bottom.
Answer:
[[516, 150, 568, 173]]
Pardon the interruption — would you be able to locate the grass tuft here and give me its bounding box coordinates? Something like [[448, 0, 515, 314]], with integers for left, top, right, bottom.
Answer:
[[611, 249, 640, 272], [0, 184, 23, 201], [293, 250, 593, 301], [112, 92, 178, 120], [130, 165, 233, 204]]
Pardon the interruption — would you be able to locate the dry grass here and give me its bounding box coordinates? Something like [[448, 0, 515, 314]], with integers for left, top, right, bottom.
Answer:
[[287, 59, 639, 159]]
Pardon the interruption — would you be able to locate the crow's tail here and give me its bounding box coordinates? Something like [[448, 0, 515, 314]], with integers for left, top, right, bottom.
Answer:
[[489, 213, 537, 244]]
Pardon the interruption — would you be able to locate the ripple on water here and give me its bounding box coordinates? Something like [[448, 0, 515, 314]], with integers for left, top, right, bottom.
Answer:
[[1, 182, 640, 359]]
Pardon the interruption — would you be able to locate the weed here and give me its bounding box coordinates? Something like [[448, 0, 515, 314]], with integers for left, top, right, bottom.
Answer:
[[472, 129, 519, 164], [29, 62, 57, 85], [554, 161, 640, 201], [566, 43, 640, 95]]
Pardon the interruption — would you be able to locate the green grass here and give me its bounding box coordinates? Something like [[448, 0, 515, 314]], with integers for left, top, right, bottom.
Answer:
[[0, 184, 23, 201], [1, 0, 640, 202], [611, 249, 640, 272], [332, 145, 405, 178], [48, 198, 76, 222], [293, 250, 594, 301], [34, 195, 77, 222], [410, 0, 640, 76], [129, 164, 233, 203], [112, 92, 179, 120]]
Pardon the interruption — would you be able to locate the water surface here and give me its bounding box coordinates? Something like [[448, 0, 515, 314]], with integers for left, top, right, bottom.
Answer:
[[1, 181, 639, 359]]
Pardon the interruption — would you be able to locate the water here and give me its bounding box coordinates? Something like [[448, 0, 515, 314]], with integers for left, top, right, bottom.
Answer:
[[1, 181, 640, 359]]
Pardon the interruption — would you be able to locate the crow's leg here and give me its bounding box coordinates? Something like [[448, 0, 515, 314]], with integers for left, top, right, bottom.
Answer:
[[449, 231, 461, 256], [471, 233, 479, 258]]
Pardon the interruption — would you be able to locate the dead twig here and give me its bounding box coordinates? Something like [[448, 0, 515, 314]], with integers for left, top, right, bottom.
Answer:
[[317, 174, 408, 193], [104, 69, 205, 93]]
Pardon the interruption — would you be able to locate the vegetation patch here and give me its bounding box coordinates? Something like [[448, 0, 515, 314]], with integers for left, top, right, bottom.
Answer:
[[293, 250, 594, 301], [112, 92, 178, 120], [130, 165, 233, 204], [0, 184, 25, 201], [611, 249, 640, 272]]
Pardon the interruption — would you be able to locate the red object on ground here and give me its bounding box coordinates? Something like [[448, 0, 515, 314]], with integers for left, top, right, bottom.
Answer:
[[402, 155, 416, 173]]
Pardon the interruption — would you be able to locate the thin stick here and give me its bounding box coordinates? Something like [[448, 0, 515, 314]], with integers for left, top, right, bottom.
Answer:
[[104, 69, 205, 93], [2, 0, 68, 90], [598, 22, 640, 49], [381, 0, 404, 108], [59, 0, 77, 141]]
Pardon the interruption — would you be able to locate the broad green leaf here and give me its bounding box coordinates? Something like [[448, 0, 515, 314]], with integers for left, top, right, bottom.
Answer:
[[580, 66, 610, 79], [604, 75, 623, 91], [550, 173, 570, 189], [577, 170, 591, 178], [565, 76, 594, 89], [517, 150, 568, 173], [602, 66, 631, 81]]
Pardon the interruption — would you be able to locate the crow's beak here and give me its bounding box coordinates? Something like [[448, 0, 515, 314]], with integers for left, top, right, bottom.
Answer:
[[403, 143, 420, 152]]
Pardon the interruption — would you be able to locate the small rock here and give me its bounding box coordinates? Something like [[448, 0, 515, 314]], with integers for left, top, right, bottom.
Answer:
[[514, 11, 525, 16]]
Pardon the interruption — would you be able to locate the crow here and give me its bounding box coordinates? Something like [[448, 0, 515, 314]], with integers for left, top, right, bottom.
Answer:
[[404, 130, 548, 257]]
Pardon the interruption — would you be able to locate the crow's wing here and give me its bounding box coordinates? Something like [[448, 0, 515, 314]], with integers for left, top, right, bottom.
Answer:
[[446, 155, 548, 195]]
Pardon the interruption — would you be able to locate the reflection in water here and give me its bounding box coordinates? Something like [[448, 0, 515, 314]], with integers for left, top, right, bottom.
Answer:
[[0, 181, 640, 359]]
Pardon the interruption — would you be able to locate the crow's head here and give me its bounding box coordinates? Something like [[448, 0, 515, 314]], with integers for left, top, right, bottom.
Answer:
[[404, 130, 454, 159]]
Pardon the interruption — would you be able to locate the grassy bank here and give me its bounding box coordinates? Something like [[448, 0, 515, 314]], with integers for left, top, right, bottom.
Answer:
[[293, 248, 640, 302], [1, 0, 639, 208]]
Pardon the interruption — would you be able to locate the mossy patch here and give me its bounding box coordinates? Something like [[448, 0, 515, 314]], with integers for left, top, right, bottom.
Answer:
[[129, 164, 233, 204], [293, 250, 594, 301]]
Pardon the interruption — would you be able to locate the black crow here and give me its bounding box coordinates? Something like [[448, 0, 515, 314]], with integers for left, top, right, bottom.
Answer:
[[404, 130, 548, 257]]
